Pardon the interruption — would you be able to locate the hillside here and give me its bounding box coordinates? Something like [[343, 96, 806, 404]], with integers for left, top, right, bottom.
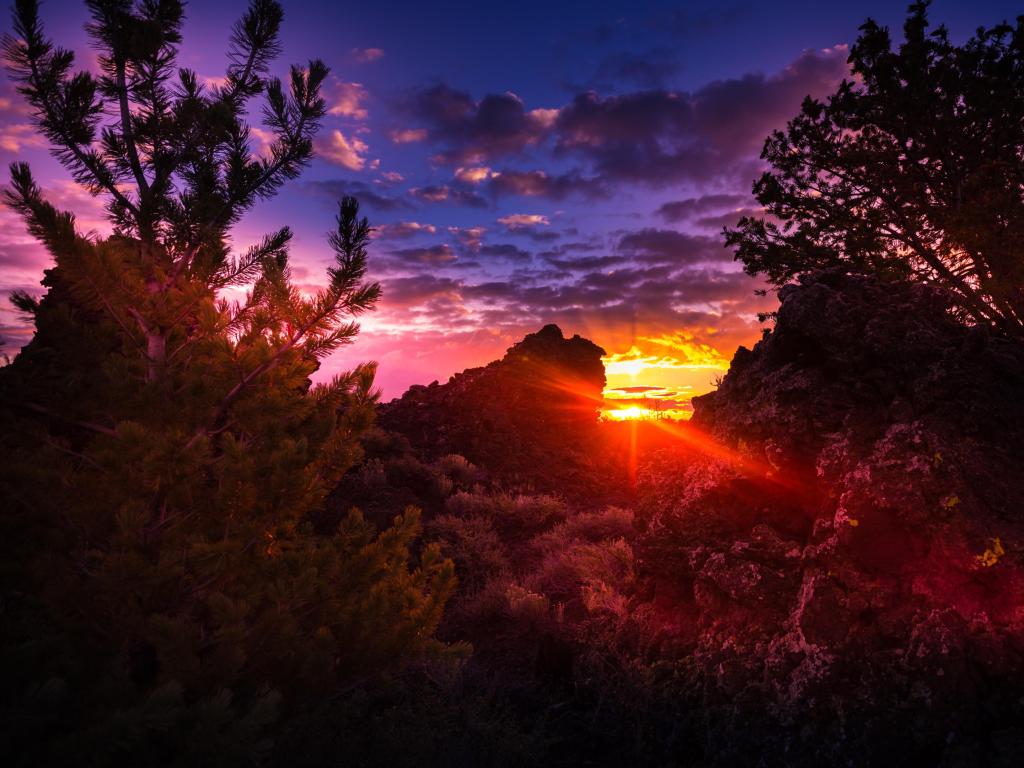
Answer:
[[377, 324, 617, 496], [305, 270, 1024, 766]]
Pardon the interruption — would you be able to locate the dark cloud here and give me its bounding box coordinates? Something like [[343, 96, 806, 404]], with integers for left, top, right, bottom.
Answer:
[[616, 228, 727, 265], [409, 184, 489, 208], [486, 168, 607, 200], [656, 193, 751, 222], [590, 48, 681, 90], [304, 180, 412, 212], [463, 281, 524, 302], [405, 84, 552, 164], [381, 275, 462, 307], [658, 5, 750, 39], [518, 228, 561, 243], [479, 243, 532, 261], [494, 216, 563, 242], [389, 244, 457, 265], [670, 268, 759, 305], [694, 207, 763, 230], [543, 253, 621, 271], [690, 48, 847, 156], [447, 226, 486, 252], [553, 47, 848, 185], [538, 241, 612, 271], [394, 47, 846, 199], [374, 221, 438, 239]]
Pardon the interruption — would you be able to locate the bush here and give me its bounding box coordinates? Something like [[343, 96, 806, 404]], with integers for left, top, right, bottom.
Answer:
[[429, 514, 510, 591]]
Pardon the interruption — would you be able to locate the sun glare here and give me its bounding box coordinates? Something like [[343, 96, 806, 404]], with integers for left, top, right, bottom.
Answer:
[[605, 405, 653, 421], [605, 357, 649, 378]]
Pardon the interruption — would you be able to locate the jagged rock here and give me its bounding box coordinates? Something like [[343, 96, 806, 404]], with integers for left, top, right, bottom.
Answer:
[[378, 324, 611, 494], [640, 270, 1024, 764]]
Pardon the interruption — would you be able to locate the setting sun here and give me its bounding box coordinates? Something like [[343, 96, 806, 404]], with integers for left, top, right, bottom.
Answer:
[[604, 405, 653, 421]]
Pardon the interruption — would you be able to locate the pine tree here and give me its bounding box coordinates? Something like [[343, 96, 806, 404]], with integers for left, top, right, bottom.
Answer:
[[726, 2, 1024, 334], [0, 1, 457, 763]]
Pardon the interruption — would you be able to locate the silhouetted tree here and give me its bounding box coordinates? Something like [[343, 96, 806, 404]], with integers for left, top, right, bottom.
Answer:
[[727, 1, 1024, 334], [0, 1, 455, 763]]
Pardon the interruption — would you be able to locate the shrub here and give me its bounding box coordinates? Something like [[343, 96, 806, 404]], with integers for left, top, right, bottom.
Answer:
[[429, 514, 510, 591]]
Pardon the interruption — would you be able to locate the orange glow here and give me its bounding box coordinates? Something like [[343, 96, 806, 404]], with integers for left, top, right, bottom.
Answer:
[[602, 344, 729, 377], [598, 341, 729, 421], [605, 405, 655, 421], [602, 403, 692, 421]]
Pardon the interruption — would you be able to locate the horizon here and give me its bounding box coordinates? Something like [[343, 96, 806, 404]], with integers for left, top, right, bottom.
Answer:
[[1, 0, 1019, 407]]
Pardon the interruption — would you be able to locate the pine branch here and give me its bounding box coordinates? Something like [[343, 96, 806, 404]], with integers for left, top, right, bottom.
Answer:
[[115, 58, 151, 197]]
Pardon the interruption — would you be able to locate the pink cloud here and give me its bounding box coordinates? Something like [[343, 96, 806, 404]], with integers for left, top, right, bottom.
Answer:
[[317, 129, 369, 170], [0, 123, 47, 153], [498, 213, 549, 230], [389, 128, 427, 144], [454, 166, 496, 184], [326, 79, 369, 120], [352, 47, 385, 63]]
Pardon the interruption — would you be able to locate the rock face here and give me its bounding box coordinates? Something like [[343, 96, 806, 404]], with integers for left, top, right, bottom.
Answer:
[[378, 324, 609, 493], [641, 271, 1024, 765]]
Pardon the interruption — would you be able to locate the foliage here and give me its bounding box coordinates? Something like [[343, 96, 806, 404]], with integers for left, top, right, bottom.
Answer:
[[0, 1, 455, 763], [727, 1, 1024, 333]]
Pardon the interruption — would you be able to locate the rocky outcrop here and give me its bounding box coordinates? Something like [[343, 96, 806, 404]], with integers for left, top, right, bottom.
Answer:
[[378, 324, 611, 494], [640, 271, 1024, 765]]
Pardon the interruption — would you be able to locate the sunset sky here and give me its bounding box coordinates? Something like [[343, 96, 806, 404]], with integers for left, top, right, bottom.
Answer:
[[1, 0, 1018, 404]]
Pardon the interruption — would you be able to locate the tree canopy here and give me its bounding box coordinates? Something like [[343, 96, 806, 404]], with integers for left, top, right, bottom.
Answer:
[[727, 1, 1024, 334], [0, 2, 456, 763]]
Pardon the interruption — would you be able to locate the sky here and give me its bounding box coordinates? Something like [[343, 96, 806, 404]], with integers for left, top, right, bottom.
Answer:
[[1, 0, 1020, 408]]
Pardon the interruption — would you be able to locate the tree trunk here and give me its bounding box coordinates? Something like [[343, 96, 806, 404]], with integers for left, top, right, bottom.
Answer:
[[146, 332, 166, 383]]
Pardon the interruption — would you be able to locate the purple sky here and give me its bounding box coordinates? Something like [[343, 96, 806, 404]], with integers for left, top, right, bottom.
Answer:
[[1, 0, 1019, 400]]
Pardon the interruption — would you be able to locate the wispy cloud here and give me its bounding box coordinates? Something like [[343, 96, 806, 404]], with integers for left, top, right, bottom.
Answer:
[[317, 129, 369, 170]]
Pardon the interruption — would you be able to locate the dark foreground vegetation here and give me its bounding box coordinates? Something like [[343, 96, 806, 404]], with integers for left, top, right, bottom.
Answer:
[[2, 2, 1024, 765]]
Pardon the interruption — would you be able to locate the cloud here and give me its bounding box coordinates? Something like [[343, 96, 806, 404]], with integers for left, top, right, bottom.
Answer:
[[590, 48, 681, 90], [448, 226, 486, 251], [389, 128, 427, 144], [498, 213, 550, 230], [516, 227, 561, 243], [409, 184, 488, 208], [404, 84, 554, 163], [374, 221, 438, 239], [0, 82, 44, 155], [607, 385, 670, 394], [553, 46, 848, 185], [304, 180, 413, 212], [317, 129, 369, 170], [389, 244, 458, 265], [0, 123, 47, 153], [352, 47, 384, 63], [325, 80, 369, 120], [393, 46, 845, 194], [694, 207, 764, 230], [410, 186, 450, 202], [381, 275, 462, 308], [656, 193, 751, 222], [0, 80, 33, 117], [616, 228, 727, 265], [479, 243, 531, 261], [486, 168, 606, 200], [494, 213, 562, 242], [383, 45, 845, 201], [543, 252, 621, 272], [454, 166, 496, 184], [603, 344, 729, 374], [657, 5, 749, 39]]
